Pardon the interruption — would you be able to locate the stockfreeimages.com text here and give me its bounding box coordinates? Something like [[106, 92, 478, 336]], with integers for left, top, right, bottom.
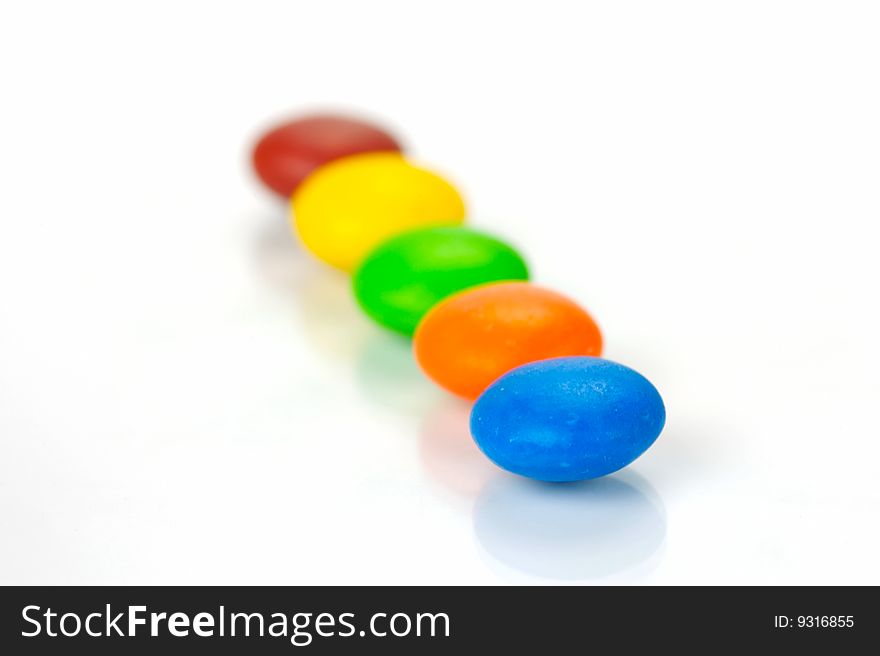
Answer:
[[21, 605, 450, 646]]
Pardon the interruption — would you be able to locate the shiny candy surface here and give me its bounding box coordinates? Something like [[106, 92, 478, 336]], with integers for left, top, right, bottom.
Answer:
[[413, 282, 602, 399], [353, 227, 529, 336], [292, 153, 466, 271], [252, 114, 402, 198], [470, 357, 666, 481]]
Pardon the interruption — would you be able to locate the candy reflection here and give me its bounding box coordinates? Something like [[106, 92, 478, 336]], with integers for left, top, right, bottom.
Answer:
[[355, 330, 439, 418], [252, 216, 373, 365], [474, 472, 665, 581], [418, 398, 496, 502]]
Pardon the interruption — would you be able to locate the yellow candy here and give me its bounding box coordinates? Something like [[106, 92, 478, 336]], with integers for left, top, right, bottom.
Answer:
[[291, 153, 466, 271]]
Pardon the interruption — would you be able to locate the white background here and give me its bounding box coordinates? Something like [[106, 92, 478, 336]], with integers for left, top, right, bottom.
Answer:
[[1, 1, 878, 585]]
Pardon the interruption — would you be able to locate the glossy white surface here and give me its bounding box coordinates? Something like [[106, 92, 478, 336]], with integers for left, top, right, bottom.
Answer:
[[1, 0, 879, 584]]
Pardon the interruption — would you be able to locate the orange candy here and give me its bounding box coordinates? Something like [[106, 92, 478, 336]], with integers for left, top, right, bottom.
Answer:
[[413, 282, 603, 399]]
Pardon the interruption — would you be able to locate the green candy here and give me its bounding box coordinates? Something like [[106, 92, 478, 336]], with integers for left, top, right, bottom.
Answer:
[[353, 226, 530, 336]]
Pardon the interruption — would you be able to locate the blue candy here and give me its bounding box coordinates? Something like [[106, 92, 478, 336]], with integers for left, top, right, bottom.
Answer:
[[470, 357, 665, 482]]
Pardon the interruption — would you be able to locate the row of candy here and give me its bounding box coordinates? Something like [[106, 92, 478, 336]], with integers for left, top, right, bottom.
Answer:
[[252, 114, 665, 482]]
